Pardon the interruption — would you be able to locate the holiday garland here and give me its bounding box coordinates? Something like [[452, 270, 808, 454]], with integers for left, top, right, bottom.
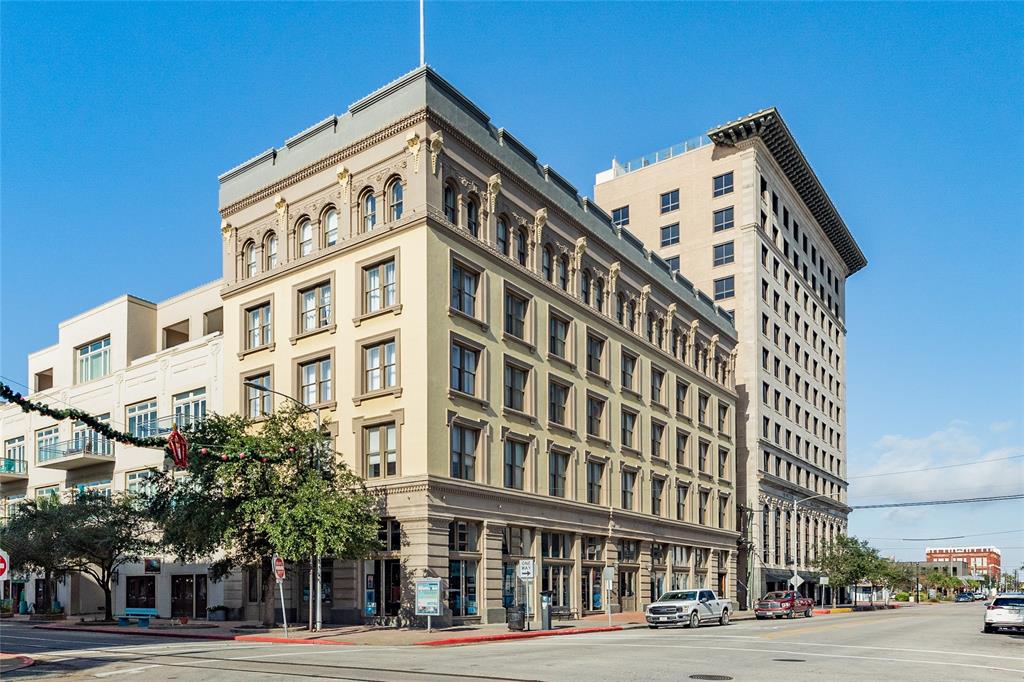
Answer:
[[0, 381, 168, 449]]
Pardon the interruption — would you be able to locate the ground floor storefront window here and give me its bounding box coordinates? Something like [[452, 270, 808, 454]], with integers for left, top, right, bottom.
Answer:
[[581, 565, 603, 611], [365, 558, 400, 618], [126, 576, 155, 609], [448, 559, 478, 617], [651, 570, 666, 601], [671, 571, 689, 590], [542, 562, 571, 608], [618, 568, 637, 611]]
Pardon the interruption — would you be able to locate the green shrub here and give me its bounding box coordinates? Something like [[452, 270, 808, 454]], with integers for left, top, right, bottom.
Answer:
[[894, 592, 910, 602]]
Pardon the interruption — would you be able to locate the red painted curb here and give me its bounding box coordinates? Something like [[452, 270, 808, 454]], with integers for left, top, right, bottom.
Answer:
[[419, 625, 623, 646], [0, 654, 36, 672], [34, 625, 351, 645]]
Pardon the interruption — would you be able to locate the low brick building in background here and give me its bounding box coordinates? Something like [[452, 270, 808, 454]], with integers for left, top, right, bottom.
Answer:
[[925, 547, 1001, 581]]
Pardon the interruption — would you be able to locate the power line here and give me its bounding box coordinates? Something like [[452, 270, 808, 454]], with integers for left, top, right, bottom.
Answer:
[[851, 482, 1023, 500], [849, 454, 1024, 479], [852, 493, 1024, 509]]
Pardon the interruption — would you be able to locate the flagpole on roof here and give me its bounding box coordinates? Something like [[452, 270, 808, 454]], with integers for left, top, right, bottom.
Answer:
[[419, 0, 425, 67]]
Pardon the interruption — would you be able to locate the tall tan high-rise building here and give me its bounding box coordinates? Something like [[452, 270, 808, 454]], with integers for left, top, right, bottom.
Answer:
[[218, 67, 742, 625], [594, 110, 867, 606]]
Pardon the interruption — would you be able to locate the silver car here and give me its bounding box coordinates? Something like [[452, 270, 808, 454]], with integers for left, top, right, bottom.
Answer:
[[983, 593, 1024, 633]]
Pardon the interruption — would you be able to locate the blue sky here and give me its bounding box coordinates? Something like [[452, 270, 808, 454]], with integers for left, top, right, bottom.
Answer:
[[2, 2, 1022, 574]]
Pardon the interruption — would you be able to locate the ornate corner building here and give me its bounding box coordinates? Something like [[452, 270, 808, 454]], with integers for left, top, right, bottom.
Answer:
[[594, 109, 867, 607]]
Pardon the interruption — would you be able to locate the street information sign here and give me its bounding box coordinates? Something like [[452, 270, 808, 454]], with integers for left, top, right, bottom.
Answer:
[[0, 549, 9, 582], [517, 559, 535, 580], [415, 578, 442, 632], [272, 555, 288, 637], [820, 576, 829, 586], [602, 566, 615, 626], [789, 575, 805, 589], [518, 559, 536, 629]]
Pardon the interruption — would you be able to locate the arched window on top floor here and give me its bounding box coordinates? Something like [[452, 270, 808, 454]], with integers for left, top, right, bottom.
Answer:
[[243, 240, 257, 279], [581, 270, 591, 305], [514, 227, 528, 266], [443, 183, 457, 224], [298, 218, 313, 257], [671, 328, 680, 358], [557, 254, 569, 291], [264, 233, 278, 270], [595, 278, 605, 313], [323, 208, 338, 247], [542, 245, 553, 281], [362, 189, 377, 232], [496, 217, 510, 256], [388, 179, 404, 222], [465, 195, 479, 237], [615, 293, 625, 325], [626, 299, 636, 331], [646, 313, 655, 343], [656, 318, 664, 347]]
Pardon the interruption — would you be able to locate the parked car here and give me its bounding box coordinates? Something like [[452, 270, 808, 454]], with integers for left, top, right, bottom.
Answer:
[[754, 590, 815, 619], [645, 589, 731, 629], [983, 594, 1024, 633], [974, 592, 989, 601], [955, 592, 974, 603]]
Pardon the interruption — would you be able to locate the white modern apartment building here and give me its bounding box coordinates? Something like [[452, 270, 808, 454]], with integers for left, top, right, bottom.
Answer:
[[0, 281, 226, 619], [594, 109, 867, 606]]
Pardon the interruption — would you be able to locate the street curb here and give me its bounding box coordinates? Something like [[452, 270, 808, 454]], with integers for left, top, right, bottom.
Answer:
[[419, 625, 624, 646], [0, 654, 36, 673], [33, 625, 353, 646]]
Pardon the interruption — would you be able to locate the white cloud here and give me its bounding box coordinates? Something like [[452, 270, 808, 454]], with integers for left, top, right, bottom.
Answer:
[[990, 420, 1015, 434]]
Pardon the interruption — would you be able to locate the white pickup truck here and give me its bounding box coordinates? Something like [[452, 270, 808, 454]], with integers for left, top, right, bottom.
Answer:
[[645, 589, 731, 629]]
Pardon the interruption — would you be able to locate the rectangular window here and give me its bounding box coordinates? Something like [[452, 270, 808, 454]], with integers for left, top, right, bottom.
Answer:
[[586, 334, 605, 375], [451, 263, 479, 316], [245, 373, 271, 418], [660, 223, 680, 246], [76, 336, 111, 383], [698, 440, 710, 472], [676, 485, 688, 521], [245, 302, 272, 350], [365, 422, 397, 478], [621, 470, 636, 510], [504, 362, 528, 412], [713, 207, 735, 232], [504, 439, 527, 490], [586, 460, 604, 504], [698, 392, 709, 424], [713, 242, 735, 266], [549, 314, 569, 358], [363, 259, 396, 313], [699, 490, 710, 525], [364, 339, 397, 392], [651, 478, 664, 516], [126, 469, 157, 495], [675, 430, 689, 466], [173, 388, 206, 426], [675, 379, 689, 414], [127, 400, 158, 438], [35, 426, 60, 463], [719, 448, 729, 478], [713, 276, 735, 300], [299, 282, 332, 332], [611, 206, 629, 228], [299, 356, 332, 405], [660, 189, 679, 214], [718, 403, 730, 433], [450, 424, 478, 480], [73, 415, 111, 456], [651, 368, 665, 404], [586, 395, 605, 437], [621, 409, 637, 449], [450, 341, 479, 395], [621, 351, 637, 390], [504, 291, 528, 339], [665, 255, 680, 271], [548, 379, 569, 425], [713, 172, 734, 197], [549, 450, 568, 497], [650, 421, 665, 458]]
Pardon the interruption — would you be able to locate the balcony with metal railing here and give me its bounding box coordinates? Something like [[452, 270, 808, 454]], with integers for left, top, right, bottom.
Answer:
[[37, 434, 114, 470], [0, 458, 28, 482], [607, 135, 712, 178]]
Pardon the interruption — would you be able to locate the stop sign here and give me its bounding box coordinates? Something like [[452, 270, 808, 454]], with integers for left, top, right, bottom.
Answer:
[[0, 549, 9, 581], [272, 555, 285, 582]]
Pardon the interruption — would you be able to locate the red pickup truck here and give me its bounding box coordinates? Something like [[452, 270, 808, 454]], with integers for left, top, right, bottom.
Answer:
[[754, 590, 815, 619]]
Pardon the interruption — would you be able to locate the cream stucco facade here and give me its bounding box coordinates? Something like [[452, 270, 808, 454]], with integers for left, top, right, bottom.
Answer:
[[218, 67, 742, 625], [0, 281, 226, 618], [594, 110, 867, 606]]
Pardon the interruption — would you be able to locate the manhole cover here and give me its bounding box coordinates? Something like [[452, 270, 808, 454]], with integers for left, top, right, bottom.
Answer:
[[773, 658, 806, 662], [689, 676, 733, 681]]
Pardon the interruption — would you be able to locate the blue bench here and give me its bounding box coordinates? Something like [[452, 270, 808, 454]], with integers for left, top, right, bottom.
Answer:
[[118, 607, 158, 627]]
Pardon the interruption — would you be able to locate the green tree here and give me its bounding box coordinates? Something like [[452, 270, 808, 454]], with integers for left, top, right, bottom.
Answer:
[[813, 535, 876, 606], [148, 405, 380, 626], [0, 495, 72, 611], [873, 559, 915, 606], [62, 491, 160, 619]]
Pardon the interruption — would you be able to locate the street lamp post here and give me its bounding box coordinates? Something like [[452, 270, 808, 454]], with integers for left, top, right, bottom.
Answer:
[[243, 381, 325, 632]]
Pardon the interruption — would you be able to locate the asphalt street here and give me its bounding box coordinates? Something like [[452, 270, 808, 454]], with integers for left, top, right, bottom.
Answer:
[[1, 603, 1021, 681]]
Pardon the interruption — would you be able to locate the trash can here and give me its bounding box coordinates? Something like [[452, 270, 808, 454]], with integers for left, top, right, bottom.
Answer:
[[540, 590, 554, 631], [506, 604, 526, 631]]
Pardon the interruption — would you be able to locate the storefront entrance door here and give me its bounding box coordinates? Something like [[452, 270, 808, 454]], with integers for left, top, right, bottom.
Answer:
[[171, 574, 207, 618], [366, 559, 402, 619], [618, 569, 636, 612]]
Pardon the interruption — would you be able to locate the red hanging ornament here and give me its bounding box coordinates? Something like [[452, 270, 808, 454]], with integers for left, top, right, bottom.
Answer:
[[221, 454, 228, 461], [261, 458, 267, 463], [167, 425, 189, 469], [288, 447, 296, 454], [199, 447, 208, 456], [239, 453, 246, 459]]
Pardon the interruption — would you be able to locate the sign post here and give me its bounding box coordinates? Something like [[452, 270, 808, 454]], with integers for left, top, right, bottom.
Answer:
[[414, 578, 442, 632], [517, 559, 535, 631], [602, 566, 615, 627], [273, 555, 288, 638]]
